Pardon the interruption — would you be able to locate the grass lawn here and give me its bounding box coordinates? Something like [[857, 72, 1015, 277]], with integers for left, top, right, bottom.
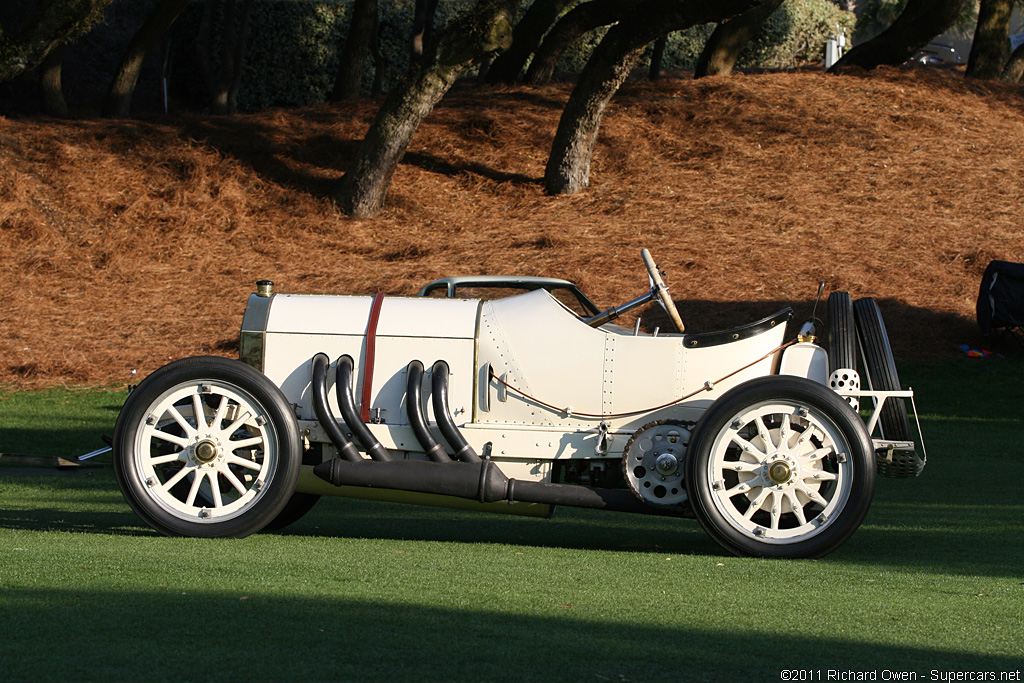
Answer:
[[1, 361, 1022, 682]]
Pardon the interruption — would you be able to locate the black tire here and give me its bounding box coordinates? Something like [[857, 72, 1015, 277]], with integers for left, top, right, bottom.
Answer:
[[112, 356, 302, 538], [853, 297, 923, 478], [262, 492, 321, 532], [685, 376, 875, 559], [827, 291, 856, 374]]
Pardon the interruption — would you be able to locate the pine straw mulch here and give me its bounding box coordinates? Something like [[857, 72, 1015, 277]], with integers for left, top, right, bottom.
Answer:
[[2, 66, 1023, 390]]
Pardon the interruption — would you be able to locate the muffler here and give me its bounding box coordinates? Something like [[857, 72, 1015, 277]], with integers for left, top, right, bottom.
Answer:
[[312, 456, 686, 516]]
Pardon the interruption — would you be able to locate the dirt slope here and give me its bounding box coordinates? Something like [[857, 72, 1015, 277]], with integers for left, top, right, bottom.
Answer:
[[1, 67, 1023, 389]]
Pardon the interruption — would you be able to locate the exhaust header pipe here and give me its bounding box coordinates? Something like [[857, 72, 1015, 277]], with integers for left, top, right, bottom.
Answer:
[[406, 360, 452, 462], [310, 354, 362, 463], [431, 360, 480, 463], [336, 355, 391, 462]]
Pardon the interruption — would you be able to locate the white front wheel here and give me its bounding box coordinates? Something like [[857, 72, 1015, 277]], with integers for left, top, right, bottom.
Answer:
[[686, 376, 875, 558], [113, 357, 301, 538]]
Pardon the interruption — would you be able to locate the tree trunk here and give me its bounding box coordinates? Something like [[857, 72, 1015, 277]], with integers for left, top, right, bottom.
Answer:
[[409, 0, 439, 69], [524, 0, 626, 85], [334, 0, 519, 217], [694, 0, 783, 78], [486, 0, 576, 84], [103, 0, 190, 117], [0, 0, 117, 83], [1001, 42, 1024, 82], [370, 16, 386, 95], [545, 0, 761, 195], [39, 43, 67, 116], [225, 0, 253, 114], [196, 0, 253, 115], [332, 0, 378, 100], [829, 0, 968, 70], [966, 0, 1013, 80], [648, 35, 667, 80]]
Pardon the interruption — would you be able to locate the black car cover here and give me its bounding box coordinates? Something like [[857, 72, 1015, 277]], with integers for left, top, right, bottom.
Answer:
[[977, 260, 1024, 334]]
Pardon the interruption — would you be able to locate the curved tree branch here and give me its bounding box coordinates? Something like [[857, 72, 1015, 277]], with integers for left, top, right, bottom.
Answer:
[[333, 0, 519, 217], [103, 0, 190, 117], [694, 0, 783, 78], [829, 0, 968, 71], [524, 0, 626, 85], [544, 0, 763, 195], [0, 0, 116, 83]]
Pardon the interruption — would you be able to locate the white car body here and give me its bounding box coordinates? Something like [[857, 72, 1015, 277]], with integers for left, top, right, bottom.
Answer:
[[245, 289, 804, 486], [113, 251, 924, 558]]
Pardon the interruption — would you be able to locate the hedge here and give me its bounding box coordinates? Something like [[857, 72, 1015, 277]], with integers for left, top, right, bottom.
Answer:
[[165, 0, 855, 111]]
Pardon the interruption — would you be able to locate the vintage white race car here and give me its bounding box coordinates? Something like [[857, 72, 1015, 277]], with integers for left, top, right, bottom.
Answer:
[[112, 250, 925, 558]]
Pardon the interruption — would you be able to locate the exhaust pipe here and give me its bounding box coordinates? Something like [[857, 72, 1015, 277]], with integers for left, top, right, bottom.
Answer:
[[312, 457, 686, 517], [337, 355, 391, 462], [310, 353, 362, 463], [431, 360, 480, 463], [406, 360, 452, 462], [315, 458, 509, 503], [311, 356, 689, 517]]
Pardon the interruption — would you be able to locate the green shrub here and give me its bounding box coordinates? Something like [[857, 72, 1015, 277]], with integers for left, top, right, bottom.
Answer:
[[740, 0, 856, 69], [629, 0, 856, 72]]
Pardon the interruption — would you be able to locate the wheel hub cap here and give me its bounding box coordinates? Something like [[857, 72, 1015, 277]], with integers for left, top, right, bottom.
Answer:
[[767, 460, 792, 485], [194, 439, 219, 464]]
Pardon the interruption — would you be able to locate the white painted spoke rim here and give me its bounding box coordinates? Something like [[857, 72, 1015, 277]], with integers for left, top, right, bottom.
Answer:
[[706, 400, 853, 544], [132, 380, 278, 523]]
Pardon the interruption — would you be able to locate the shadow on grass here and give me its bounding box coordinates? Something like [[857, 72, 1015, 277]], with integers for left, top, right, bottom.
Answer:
[[4, 369, 1024, 577], [1, 588, 1019, 682], [0, 389, 124, 458], [11, 479, 1022, 578], [3, 356, 1023, 578], [6, 447, 1022, 577], [276, 480, 1024, 578], [0, 469, 719, 554]]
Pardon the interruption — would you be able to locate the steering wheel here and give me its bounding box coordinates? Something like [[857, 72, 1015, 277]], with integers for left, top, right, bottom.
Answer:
[[641, 248, 685, 333]]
